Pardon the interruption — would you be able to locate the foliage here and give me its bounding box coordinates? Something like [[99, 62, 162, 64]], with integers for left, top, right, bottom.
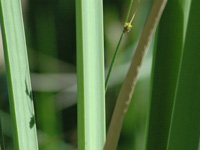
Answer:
[[0, 0, 199, 149]]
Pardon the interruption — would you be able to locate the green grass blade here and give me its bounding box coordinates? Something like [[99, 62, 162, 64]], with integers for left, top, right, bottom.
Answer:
[[181, 0, 191, 40], [0, 0, 38, 149], [35, 94, 60, 150], [145, 0, 191, 149], [167, 0, 200, 149], [76, 0, 105, 149], [34, 10, 61, 150]]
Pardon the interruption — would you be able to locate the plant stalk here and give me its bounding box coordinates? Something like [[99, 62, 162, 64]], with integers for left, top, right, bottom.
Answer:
[[105, 0, 137, 91], [105, 33, 124, 91], [104, 0, 168, 149]]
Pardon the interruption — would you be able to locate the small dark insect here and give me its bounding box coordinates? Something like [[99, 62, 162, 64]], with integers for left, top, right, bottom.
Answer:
[[29, 116, 35, 129]]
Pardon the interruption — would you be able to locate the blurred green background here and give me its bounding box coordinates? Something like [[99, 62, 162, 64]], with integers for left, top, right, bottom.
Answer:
[[0, 0, 154, 149]]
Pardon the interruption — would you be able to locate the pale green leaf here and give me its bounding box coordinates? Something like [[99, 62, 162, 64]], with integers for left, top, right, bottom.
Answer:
[[0, 0, 38, 149], [76, 0, 106, 149]]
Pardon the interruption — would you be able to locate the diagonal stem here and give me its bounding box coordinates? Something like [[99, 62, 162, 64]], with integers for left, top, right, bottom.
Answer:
[[105, 0, 136, 91], [105, 33, 124, 91], [104, 0, 168, 149]]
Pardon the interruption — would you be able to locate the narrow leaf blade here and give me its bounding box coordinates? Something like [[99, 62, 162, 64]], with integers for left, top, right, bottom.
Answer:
[[167, 0, 200, 149], [0, 0, 38, 149], [76, 0, 106, 149], [145, 0, 191, 149]]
